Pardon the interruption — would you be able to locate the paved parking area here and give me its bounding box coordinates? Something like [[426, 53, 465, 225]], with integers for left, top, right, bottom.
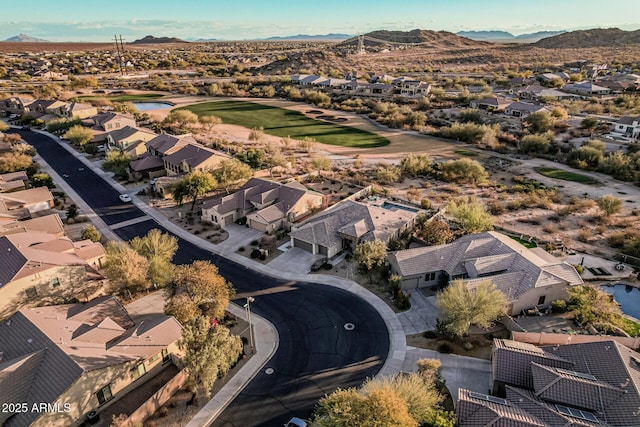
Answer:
[[267, 247, 323, 274], [397, 290, 440, 335], [215, 223, 264, 253]]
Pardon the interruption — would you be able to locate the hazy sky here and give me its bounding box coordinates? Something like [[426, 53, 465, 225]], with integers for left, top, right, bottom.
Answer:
[[2, 0, 639, 41]]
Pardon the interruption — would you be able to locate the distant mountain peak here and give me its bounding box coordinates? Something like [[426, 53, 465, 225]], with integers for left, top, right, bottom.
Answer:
[[4, 34, 50, 43], [264, 33, 351, 41], [131, 35, 188, 44]]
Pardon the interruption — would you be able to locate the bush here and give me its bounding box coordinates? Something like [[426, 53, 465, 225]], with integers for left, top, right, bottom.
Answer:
[[420, 198, 431, 209], [437, 342, 453, 354], [573, 265, 584, 275], [250, 240, 259, 246], [250, 249, 261, 259], [259, 253, 266, 261], [322, 262, 333, 270], [551, 299, 567, 313], [395, 290, 411, 310]]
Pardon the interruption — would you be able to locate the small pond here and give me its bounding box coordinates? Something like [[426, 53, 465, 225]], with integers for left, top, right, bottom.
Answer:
[[600, 283, 640, 319], [134, 102, 173, 111]]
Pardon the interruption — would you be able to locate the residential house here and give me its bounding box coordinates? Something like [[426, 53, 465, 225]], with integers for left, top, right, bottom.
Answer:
[[162, 143, 230, 176], [290, 200, 418, 258], [611, 116, 640, 140], [0, 97, 35, 115], [538, 72, 570, 83], [200, 178, 323, 232], [394, 77, 431, 97], [0, 187, 55, 220], [361, 83, 395, 98], [27, 99, 68, 117], [105, 126, 158, 157], [0, 231, 106, 320], [470, 97, 512, 112], [0, 213, 65, 237], [457, 338, 640, 426], [387, 231, 583, 315], [0, 296, 182, 427], [91, 112, 137, 132], [504, 102, 547, 118], [0, 171, 28, 193], [515, 84, 576, 101], [561, 81, 611, 97], [129, 134, 197, 180], [59, 102, 98, 119]]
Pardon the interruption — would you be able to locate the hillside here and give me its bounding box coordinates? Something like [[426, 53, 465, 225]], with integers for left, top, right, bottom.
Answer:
[[339, 29, 487, 48], [535, 28, 640, 48], [131, 35, 188, 44], [5, 34, 49, 42]]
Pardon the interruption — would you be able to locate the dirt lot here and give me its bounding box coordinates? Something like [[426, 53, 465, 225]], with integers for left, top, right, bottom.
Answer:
[[406, 329, 511, 360]]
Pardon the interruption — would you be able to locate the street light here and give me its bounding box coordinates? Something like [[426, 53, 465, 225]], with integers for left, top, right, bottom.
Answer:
[[244, 296, 255, 353]]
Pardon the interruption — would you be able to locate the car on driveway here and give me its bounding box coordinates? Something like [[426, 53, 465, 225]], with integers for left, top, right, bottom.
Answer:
[[118, 194, 132, 203], [284, 418, 307, 427]]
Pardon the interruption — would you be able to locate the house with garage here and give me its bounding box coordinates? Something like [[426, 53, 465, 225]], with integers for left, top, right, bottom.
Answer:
[[0, 187, 55, 220], [0, 231, 106, 320], [200, 178, 323, 232], [457, 338, 640, 426], [611, 115, 640, 141], [504, 102, 547, 118], [128, 134, 197, 180], [561, 81, 611, 97], [0, 171, 28, 193], [59, 102, 98, 119], [105, 126, 158, 157], [0, 213, 65, 237], [470, 96, 512, 112], [387, 231, 583, 315], [90, 112, 137, 132], [0, 96, 34, 116], [162, 143, 230, 176], [0, 296, 182, 427], [289, 200, 418, 258]]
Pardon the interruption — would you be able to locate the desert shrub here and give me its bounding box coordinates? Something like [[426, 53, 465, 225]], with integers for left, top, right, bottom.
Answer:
[[250, 249, 261, 259], [551, 299, 567, 313]]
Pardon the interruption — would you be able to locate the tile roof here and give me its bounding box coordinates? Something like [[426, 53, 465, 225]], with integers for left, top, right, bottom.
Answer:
[[107, 125, 157, 142], [145, 133, 195, 156], [0, 187, 53, 207], [0, 214, 64, 237], [290, 200, 416, 250], [129, 154, 165, 172], [457, 388, 546, 427], [163, 143, 229, 170], [388, 231, 582, 300]]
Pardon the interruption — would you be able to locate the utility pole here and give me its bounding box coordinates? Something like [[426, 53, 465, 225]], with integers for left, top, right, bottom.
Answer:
[[113, 35, 123, 76], [119, 35, 127, 75], [244, 296, 255, 353], [357, 34, 366, 55]]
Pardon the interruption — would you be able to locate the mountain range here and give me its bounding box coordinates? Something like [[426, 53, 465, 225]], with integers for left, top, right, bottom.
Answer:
[[4, 34, 50, 42], [456, 30, 566, 42], [264, 33, 351, 41], [130, 35, 188, 44]]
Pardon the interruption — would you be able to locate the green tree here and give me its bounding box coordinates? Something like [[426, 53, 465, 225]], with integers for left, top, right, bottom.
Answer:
[[354, 240, 387, 283], [567, 145, 604, 169], [213, 158, 253, 193], [459, 109, 483, 124], [63, 125, 93, 147], [178, 316, 243, 397], [164, 109, 199, 131], [418, 219, 454, 245], [103, 151, 132, 179], [376, 165, 402, 184], [199, 114, 222, 132], [169, 260, 235, 320], [436, 279, 507, 337], [81, 224, 102, 242], [171, 171, 216, 210], [581, 117, 599, 129], [130, 229, 178, 287], [597, 194, 623, 217], [568, 285, 622, 325], [446, 196, 493, 234], [0, 153, 32, 173], [401, 154, 432, 177], [520, 133, 553, 154], [104, 241, 150, 293], [440, 158, 488, 185], [524, 111, 555, 133], [29, 173, 54, 188]]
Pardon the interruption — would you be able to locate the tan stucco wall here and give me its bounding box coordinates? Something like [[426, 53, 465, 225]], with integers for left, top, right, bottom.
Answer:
[[0, 265, 105, 320]]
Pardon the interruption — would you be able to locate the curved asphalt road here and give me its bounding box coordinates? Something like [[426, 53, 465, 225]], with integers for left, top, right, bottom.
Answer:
[[15, 130, 390, 427]]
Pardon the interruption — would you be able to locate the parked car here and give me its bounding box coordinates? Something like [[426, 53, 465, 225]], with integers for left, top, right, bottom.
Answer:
[[310, 257, 328, 272], [284, 417, 308, 427], [118, 194, 132, 203]]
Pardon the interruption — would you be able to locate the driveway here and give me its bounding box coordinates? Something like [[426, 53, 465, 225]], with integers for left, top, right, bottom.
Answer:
[[402, 347, 492, 405], [397, 290, 439, 335], [267, 247, 323, 275], [215, 223, 264, 254]]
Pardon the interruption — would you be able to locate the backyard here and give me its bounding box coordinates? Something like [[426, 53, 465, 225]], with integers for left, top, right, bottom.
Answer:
[[180, 100, 390, 148]]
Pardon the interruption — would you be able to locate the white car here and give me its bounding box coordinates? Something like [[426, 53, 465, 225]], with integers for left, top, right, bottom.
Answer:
[[284, 418, 307, 427], [118, 194, 132, 203]]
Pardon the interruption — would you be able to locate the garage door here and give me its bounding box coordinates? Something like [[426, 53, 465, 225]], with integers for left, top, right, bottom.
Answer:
[[293, 238, 313, 253], [318, 245, 328, 256], [402, 277, 419, 290]]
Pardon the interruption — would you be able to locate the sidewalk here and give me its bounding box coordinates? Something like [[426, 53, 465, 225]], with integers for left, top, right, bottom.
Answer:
[[32, 129, 406, 420]]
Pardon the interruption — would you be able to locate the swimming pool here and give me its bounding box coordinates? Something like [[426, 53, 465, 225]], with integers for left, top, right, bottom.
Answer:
[[381, 201, 419, 213], [601, 283, 640, 320]]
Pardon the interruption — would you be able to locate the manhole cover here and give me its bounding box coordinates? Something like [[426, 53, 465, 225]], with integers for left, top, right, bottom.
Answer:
[[265, 368, 275, 375], [344, 323, 355, 331]]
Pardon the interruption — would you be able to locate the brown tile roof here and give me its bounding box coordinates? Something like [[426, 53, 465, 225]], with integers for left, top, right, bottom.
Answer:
[[129, 154, 165, 172], [0, 187, 53, 207], [163, 143, 228, 170], [457, 389, 546, 427], [145, 133, 195, 156]]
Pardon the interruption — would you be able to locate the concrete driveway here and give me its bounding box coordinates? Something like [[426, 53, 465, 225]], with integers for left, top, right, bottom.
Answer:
[[267, 247, 323, 274], [216, 223, 264, 254], [402, 347, 492, 405], [397, 290, 440, 335]]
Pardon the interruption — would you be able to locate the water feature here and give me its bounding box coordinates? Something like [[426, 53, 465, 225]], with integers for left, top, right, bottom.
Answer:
[[600, 283, 640, 319], [134, 102, 173, 111], [381, 201, 419, 213]]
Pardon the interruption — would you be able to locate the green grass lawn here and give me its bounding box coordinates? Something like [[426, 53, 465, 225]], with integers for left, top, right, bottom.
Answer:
[[181, 100, 390, 148], [617, 316, 640, 337], [509, 235, 537, 249], [534, 167, 598, 185], [454, 149, 478, 157], [77, 93, 164, 102]]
